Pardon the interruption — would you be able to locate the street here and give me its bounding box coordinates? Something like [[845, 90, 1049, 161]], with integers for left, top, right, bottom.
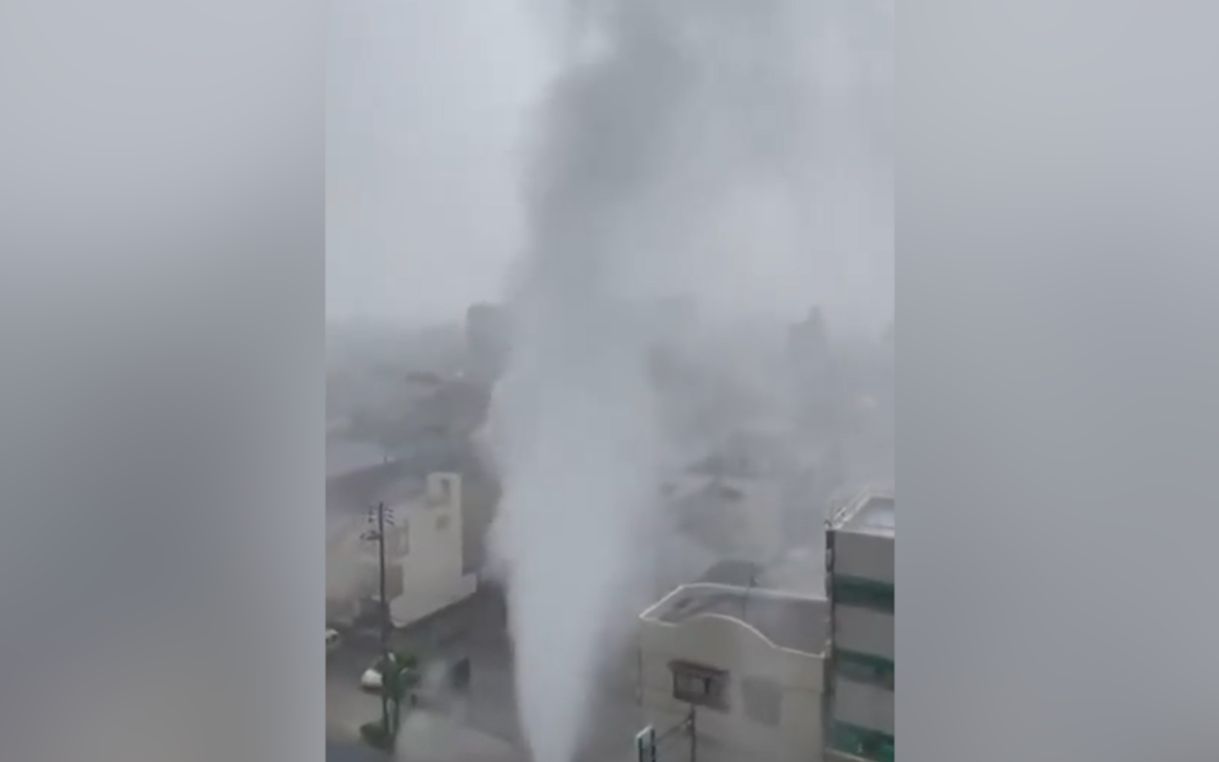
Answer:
[[327, 587, 643, 762]]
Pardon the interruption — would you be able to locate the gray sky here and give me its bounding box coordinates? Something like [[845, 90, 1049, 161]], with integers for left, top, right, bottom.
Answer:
[[326, 0, 554, 325], [327, 0, 894, 337]]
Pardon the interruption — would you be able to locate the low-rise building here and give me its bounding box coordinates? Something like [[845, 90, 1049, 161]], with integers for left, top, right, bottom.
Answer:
[[638, 572, 829, 762], [825, 488, 895, 762], [326, 472, 477, 629], [388, 472, 478, 626]]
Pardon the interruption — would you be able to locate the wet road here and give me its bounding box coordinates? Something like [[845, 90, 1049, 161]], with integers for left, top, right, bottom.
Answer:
[[327, 587, 642, 762]]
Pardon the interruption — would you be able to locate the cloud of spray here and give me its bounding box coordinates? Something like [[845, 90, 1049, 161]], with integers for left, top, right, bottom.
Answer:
[[487, 1, 892, 760]]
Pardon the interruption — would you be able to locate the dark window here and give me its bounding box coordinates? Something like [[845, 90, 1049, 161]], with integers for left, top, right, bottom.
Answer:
[[669, 661, 728, 710], [828, 721, 894, 762], [835, 650, 895, 690], [830, 575, 894, 612], [741, 677, 782, 726]]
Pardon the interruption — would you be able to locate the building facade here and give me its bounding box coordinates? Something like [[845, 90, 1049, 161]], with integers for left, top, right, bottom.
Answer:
[[388, 472, 478, 626], [638, 580, 829, 762], [325, 472, 477, 629], [825, 488, 895, 762]]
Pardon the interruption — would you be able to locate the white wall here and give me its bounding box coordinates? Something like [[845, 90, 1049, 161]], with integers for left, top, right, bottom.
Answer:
[[831, 530, 894, 583], [833, 605, 894, 660], [832, 677, 894, 735], [390, 473, 477, 627], [639, 611, 824, 762]]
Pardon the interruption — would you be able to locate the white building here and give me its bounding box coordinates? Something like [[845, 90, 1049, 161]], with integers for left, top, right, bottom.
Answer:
[[326, 472, 477, 629], [388, 472, 478, 626], [637, 573, 829, 762], [825, 488, 894, 762]]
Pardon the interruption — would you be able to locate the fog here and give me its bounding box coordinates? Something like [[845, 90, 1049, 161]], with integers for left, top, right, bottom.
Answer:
[[328, 0, 890, 334], [327, 0, 554, 325]]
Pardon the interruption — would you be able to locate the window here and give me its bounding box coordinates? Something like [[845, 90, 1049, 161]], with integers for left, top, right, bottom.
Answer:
[[828, 721, 894, 762], [741, 677, 781, 726], [835, 650, 895, 690], [436, 477, 452, 503], [830, 575, 894, 612], [670, 661, 728, 710], [393, 520, 410, 556]]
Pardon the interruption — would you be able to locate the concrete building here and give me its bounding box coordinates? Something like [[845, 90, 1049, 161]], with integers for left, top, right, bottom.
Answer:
[[825, 488, 895, 762], [326, 472, 477, 629], [637, 569, 829, 762], [388, 472, 478, 626]]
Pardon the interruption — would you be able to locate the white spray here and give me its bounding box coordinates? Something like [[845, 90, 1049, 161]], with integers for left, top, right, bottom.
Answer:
[[487, 2, 892, 761]]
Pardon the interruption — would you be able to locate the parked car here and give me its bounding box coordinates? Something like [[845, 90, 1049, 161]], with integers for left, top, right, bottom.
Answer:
[[360, 659, 385, 691], [326, 628, 341, 653]]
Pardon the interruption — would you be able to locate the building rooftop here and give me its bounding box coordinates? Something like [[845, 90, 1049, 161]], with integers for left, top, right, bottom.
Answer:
[[642, 582, 828, 655], [830, 488, 895, 537], [697, 559, 763, 587]]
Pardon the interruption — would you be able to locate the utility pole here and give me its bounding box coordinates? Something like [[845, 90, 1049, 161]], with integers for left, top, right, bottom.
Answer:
[[364, 501, 395, 735], [637, 705, 697, 762], [688, 705, 697, 762], [377, 501, 388, 656]]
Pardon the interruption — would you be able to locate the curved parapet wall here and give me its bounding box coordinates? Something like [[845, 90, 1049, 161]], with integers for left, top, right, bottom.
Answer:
[[639, 583, 828, 761]]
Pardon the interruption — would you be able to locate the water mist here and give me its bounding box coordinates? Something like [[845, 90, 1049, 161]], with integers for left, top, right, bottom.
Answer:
[[486, 2, 892, 760]]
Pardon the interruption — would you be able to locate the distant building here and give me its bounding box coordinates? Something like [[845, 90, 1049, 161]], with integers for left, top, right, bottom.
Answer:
[[656, 429, 836, 592], [637, 563, 830, 762], [465, 303, 510, 382], [825, 488, 895, 762], [788, 306, 838, 430], [326, 472, 477, 629], [788, 306, 830, 379], [665, 469, 784, 557]]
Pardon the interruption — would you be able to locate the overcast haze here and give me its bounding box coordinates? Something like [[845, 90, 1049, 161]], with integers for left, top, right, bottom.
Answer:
[[327, 0, 555, 325], [328, 0, 892, 334]]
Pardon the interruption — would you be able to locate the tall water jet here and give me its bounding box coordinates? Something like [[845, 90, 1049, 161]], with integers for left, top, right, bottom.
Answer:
[[486, 1, 892, 760]]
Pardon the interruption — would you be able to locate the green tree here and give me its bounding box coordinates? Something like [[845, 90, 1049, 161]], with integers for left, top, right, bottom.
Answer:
[[360, 650, 419, 750]]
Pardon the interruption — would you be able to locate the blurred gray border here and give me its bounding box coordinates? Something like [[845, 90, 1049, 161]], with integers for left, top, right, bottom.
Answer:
[[900, 1, 1219, 760], [0, 1, 326, 761], [5, 1, 1219, 761]]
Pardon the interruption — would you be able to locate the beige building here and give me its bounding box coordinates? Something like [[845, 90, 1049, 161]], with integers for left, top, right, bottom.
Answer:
[[326, 472, 477, 628], [637, 575, 829, 762]]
